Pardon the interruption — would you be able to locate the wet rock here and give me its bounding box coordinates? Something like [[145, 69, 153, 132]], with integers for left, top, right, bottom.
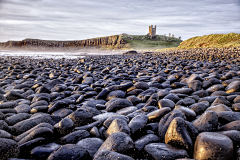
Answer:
[[193, 111, 218, 132], [93, 132, 134, 159], [103, 115, 129, 128], [31, 143, 61, 159], [165, 117, 193, 151], [0, 138, 19, 159], [94, 150, 134, 160], [77, 138, 104, 158], [14, 104, 31, 113], [158, 110, 186, 142], [144, 143, 189, 160], [189, 101, 209, 115], [59, 130, 90, 144], [106, 90, 126, 101], [147, 107, 171, 122], [105, 98, 133, 112], [158, 99, 175, 109], [0, 129, 12, 138], [5, 113, 31, 126], [68, 108, 94, 127], [219, 130, 240, 147], [225, 81, 240, 93], [128, 114, 148, 135], [105, 118, 130, 138], [47, 144, 89, 160], [5, 91, 24, 100], [194, 132, 233, 160], [218, 111, 240, 124]]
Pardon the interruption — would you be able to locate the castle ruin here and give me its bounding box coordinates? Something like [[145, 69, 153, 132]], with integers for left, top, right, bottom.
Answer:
[[148, 25, 156, 39]]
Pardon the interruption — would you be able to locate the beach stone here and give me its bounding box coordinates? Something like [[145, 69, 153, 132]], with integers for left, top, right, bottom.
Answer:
[[147, 107, 171, 122], [219, 121, 240, 131], [18, 127, 53, 145], [105, 118, 130, 138], [193, 111, 218, 132], [232, 103, 240, 111], [189, 101, 209, 115], [225, 81, 240, 93], [47, 144, 88, 160], [0, 120, 9, 131], [175, 106, 196, 121], [191, 90, 209, 98], [14, 104, 31, 113], [54, 118, 74, 135], [144, 143, 189, 160], [106, 90, 126, 101], [219, 130, 240, 147], [11, 113, 60, 135], [194, 132, 233, 160], [206, 104, 231, 114], [218, 111, 240, 124], [94, 151, 134, 160], [212, 96, 231, 106], [5, 113, 31, 126], [5, 91, 24, 100], [52, 108, 73, 118], [0, 138, 19, 159], [128, 114, 148, 135], [93, 132, 134, 159], [158, 99, 175, 109], [0, 129, 12, 138], [188, 80, 202, 91], [68, 108, 94, 127], [158, 110, 186, 142], [127, 95, 142, 105], [165, 117, 193, 151], [103, 115, 129, 128], [59, 130, 90, 144], [135, 134, 160, 152], [163, 93, 180, 103], [105, 98, 133, 112], [31, 143, 61, 159], [76, 138, 104, 158]]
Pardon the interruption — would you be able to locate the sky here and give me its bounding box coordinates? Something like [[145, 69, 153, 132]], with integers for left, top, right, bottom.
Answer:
[[0, 0, 240, 42]]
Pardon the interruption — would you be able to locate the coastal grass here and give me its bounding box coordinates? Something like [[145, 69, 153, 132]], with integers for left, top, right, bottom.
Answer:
[[101, 34, 182, 50], [178, 33, 240, 49]]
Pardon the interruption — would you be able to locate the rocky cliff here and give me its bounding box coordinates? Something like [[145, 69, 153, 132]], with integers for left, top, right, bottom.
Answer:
[[0, 35, 127, 49]]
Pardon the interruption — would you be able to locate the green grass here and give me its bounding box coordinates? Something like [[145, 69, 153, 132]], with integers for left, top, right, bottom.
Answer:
[[120, 35, 182, 50], [101, 34, 182, 50], [178, 33, 240, 49]]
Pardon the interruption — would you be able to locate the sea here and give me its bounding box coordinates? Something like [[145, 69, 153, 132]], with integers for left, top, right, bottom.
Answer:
[[0, 50, 124, 59]]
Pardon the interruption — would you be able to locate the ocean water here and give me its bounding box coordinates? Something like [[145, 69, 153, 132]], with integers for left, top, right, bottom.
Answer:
[[0, 50, 123, 59]]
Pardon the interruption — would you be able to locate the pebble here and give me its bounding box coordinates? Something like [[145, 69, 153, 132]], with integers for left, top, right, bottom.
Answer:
[[0, 49, 240, 159]]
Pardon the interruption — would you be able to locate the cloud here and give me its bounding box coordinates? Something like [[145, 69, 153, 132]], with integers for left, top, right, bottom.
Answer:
[[0, 0, 240, 42]]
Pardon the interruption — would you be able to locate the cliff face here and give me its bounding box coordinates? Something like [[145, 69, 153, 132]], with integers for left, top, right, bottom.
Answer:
[[0, 35, 126, 49]]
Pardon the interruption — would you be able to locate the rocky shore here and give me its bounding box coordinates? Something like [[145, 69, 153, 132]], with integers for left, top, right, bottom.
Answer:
[[1, 47, 240, 160]]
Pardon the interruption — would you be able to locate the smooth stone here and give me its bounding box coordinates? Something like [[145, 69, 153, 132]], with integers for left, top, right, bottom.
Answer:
[[188, 80, 202, 91], [158, 110, 186, 142], [93, 132, 134, 159], [144, 143, 189, 160], [30, 100, 48, 108], [127, 95, 142, 105], [218, 111, 240, 124], [163, 93, 180, 103], [0, 138, 19, 159], [158, 99, 175, 109], [165, 117, 193, 151], [219, 130, 240, 147], [225, 81, 240, 93], [31, 143, 61, 159], [106, 90, 126, 101], [5, 91, 24, 100], [189, 101, 209, 115], [116, 106, 138, 115], [5, 113, 31, 126], [76, 138, 104, 158], [68, 108, 94, 127], [175, 106, 196, 121], [147, 107, 171, 122], [93, 151, 134, 160], [47, 144, 88, 160], [14, 123, 54, 142], [103, 115, 129, 128], [93, 112, 118, 122], [11, 113, 60, 136], [14, 104, 31, 113], [52, 108, 73, 118], [135, 134, 160, 152], [0, 102, 17, 109], [170, 88, 192, 95], [191, 90, 209, 98], [0, 120, 9, 131], [105, 118, 130, 138], [54, 118, 74, 135], [212, 96, 231, 106], [193, 111, 218, 132], [206, 104, 231, 114], [0, 129, 12, 138], [105, 98, 133, 112], [194, 132, 233, 160], [232, 103, 240, 111], [219, 121, 240, 131], [18, 127, 53, 145], [206, 84, 225, 92], [59, 130, 90, 144], [128, 114, 148, 135]]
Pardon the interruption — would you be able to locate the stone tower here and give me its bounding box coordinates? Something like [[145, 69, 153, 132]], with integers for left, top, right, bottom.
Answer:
[[149, 25, 156, 38]]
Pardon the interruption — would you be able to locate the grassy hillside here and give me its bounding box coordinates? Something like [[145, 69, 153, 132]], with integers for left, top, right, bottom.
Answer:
[[102, 34, 182, 50], [178, 33, 240, 49]]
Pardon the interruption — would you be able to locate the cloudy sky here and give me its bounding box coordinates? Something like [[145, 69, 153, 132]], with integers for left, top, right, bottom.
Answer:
[[0, 0, 240, 42]]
